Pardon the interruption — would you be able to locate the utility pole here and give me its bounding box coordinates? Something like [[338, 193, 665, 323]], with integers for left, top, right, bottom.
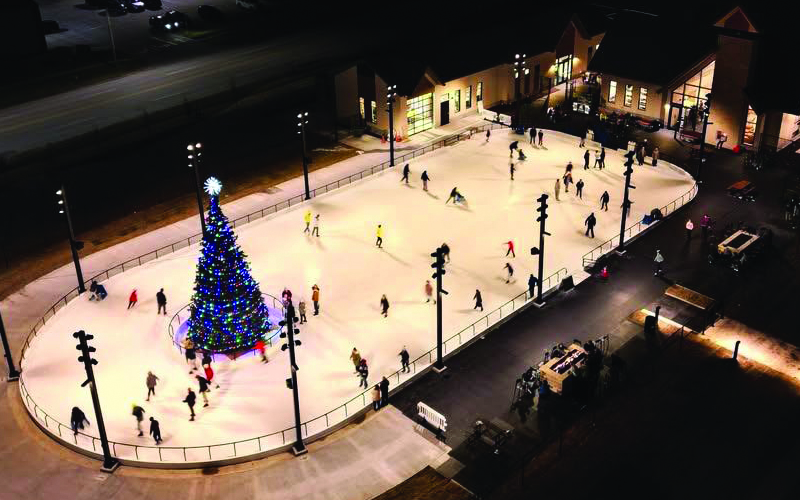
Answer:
[[513, 53, 527, 128], [279, 301, 307, 456], [616, 151, 636, 254], [531, 194, 551, 306], [430, 247, 448, 372], [0, 307, 20, 381], [297, 112, 311, 200], [187, 143, 207, 236], [73, 330, 119, 472], [387, 85, 397, 167], [57, 186, 86, 294]]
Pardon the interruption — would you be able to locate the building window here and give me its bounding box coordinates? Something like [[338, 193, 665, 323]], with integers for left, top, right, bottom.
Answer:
[[370, 101, 377, 124], [638, 88, 648, 111], [477, 82, 483, 102], [407, 93, 434, 135], [454, 89, 461, 113], [608, 80, 617, 103], [624, 84, 633, 107], [671, 60, 716, 123], [466, 85, 472, 109], [743, 105, 758, 146], [555, 55, 572, 85], [359, 97, 365, 121]]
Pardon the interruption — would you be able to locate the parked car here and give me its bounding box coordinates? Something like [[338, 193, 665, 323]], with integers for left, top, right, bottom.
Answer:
[[149, 11, 189, 31], [122, 0, 146, 13], [198, 5, 225, 23]]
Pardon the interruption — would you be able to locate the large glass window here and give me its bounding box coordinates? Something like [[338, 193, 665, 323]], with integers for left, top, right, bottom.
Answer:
[[624, 84, 633, 107], [370, 101, 377, 124], [608, 80, 617, 103], [359, 97, 365, 121], [671, 60, 716, 119], [466, 85, 472, 109], [407, 93, 433, 135], [555, 55, 572, 85], [743, 105, 758, 146], [477, 82, 483, 102], [454, 89, 461, 113], [638, 87, 648, 111]]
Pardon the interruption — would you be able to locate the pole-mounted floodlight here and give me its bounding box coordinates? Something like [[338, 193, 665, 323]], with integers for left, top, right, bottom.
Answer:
[[57, 186, 86, 293], [187, 142, 207, 236], [297, 112, 311, 200], [387, 85, 397, 167]]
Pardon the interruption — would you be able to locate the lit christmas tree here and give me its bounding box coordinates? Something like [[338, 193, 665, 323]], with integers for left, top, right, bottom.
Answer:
[[186, 177, 271, 352]]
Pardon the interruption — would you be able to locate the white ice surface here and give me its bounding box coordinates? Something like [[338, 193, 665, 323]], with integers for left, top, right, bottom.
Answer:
[[20, 129, 695, 462]]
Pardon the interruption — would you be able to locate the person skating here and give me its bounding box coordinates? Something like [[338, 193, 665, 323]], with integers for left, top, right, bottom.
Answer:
[[311, 214, 320, 237], [256, 338, 268, 363], [350, 348, 361, 374], [425, 280, 435, 304], [312, 284, 320, 315], [509, 141, 518, 157], [486, 129, 491, 142], [303, 210, 312, 233], [204, 362, 218, 389], [399, 346, 410, 373], [473, 289, 483, 311], [563, 172, 572, 193], [579, 129, 586, 147], [599, 147, 606, 169], [200, 350, 212, 369], [89, 280, 108, 301], [576, 179, 584, 199], [510, 161, 516, 181], [528, 274, 538, 298], [380, 294, 389, 318], [357, 359, 369, 389], [132, 404, 145, 437], [401, 163, 410, 184], [156, 288, 167, 315], [182, 338, 198, 372], [127, 289, 138, 309], [600, 190, 610, 211], [654, 250, 665, 276], [554, 178, 561, 201], [441, 242, 450, 263], [504, 262, 514, 284], [594, 149, 602, 168], [146, 371, 159, 401], [298, 299, 307, 323], [149, 417, 162, 445], [652, 146, 659, 166], [196, 375, 210, 407], [584, 149, 590, 170], [529, 126, 536, 144], [700, 214, 711, 239], [70, 407, 89, 436], [537, 130, 544, 146], [421, 170, 430, 191], [183, 388, 197, 421], [446, 187, 458, 204], [371, 384, 381, 411], [517, 149, 526, 161], [281, 287, 293, 305], [375, 224, 383, 248], [685, 219, 694, 241], [585, 212, 597, 238], [379, 376, 390, 407], [505, 240, 516, 258]]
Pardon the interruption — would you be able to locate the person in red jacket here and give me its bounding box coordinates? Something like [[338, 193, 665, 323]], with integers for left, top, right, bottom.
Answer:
[[127, 289, 138, 309], [255, 339, 267, 363], [505, 240, 515, 258]]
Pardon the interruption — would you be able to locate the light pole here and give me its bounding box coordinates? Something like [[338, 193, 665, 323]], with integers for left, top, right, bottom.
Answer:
[[697, 93, 712, 181], [297, 112, 311, 200], [0, 307, 20, 381], [187, 143, 207, 236], [513, 54, 526, 128], [386, 85, 397, 167], [105, 10, 117, 63], [531, 194, 551, 305], [430, 247, 448, 372], [57, 186, 86, 294], [74, 330, 119, 472], [616, 151, 636, 254], [279, 301, 307, 456]]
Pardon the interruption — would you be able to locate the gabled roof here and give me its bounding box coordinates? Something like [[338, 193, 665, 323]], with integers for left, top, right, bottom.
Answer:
[[714, 6, 758, 33]]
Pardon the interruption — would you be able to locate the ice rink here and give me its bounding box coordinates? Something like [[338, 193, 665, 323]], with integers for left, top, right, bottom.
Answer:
[[20, 128, 695, 462]]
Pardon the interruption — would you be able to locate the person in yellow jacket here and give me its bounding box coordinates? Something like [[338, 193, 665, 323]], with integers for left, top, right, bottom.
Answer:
[[303, 210, 312, 233], [376, 224, 384, 248]]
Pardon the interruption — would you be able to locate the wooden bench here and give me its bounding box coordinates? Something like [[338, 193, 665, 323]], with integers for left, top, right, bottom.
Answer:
[[417, 402, 447, 437]]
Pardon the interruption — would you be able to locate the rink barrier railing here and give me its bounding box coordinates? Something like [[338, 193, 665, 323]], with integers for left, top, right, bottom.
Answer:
[[581, 182, 699, 270], [16, 267, 568, 467]]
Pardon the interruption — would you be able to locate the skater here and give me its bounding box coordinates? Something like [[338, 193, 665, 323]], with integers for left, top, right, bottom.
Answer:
[[182, 338, 198, 372], [350, 348, 361, 374], [563, 172, 572, 192], [357, 359, 369, 389], [380, 294, 389, 317], [554, 178, 561, 201], [652, 146, 659, 166], [298, 299, 307, 323], [132, 404, 145, 437], [486, 129, 491, 142], [441, 242, 450, 263], [401, 163, 410, 184], [425, 280, 435, 303], [600, 190, 610, 211], [473, 289, 483, 311], [127, 289, 138, 309], [576, 179, 584, 199], [685, 219, 694, 241], [380, 376, 390, 407], [636, 143, 645, 166], [445, 187, 459, 204], [585, 212, 597, 238], [149, 417, 162, 445], [371, 384, 381, 410], [183, 388, 197, 421], [538, 130, 544, 146], [654, 250, 665, 276], [517, 149, 526, 161], [599, 147, 606, 169], [202, 350, 213, 368], [146, 371, 159, 401], [399, 346, 410, 373], [256, 338, 268, 363], [700, 214, 711, 239], [303, 210, 312, 233], [311, 214, 320, 237], [509, 141, 518, 157], [528, 274, 538, 298], [196, 375, 210, 407], [204, 362, 217, 389], [156, 288, 167, 315], [580, 129, 586, 147], [312, 284, 320, 315], [421, 170, 430, 191], [281, 287, 293, 305], [504, 262, 514, 284], [505, 240, 516, 258], [584, 149, 590, 169], [375, 224, 383, 248], [89, 280, 108, 301], [70, 407, 89, 436], [510, 161, 516, 181], [529, 126, 536, 144]]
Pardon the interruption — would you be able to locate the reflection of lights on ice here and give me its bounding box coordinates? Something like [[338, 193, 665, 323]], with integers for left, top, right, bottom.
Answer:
[[204, 177, 222, 196]]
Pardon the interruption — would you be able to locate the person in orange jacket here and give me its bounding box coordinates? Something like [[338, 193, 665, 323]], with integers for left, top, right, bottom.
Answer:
[[128, 289, 138, 309]]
